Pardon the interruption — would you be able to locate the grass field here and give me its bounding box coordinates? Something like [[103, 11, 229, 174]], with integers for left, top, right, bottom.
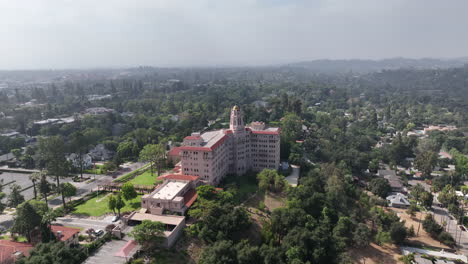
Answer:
[[72, 193, 142, 216], [84, 164, 105, 175], [128, 170, 159, 186]]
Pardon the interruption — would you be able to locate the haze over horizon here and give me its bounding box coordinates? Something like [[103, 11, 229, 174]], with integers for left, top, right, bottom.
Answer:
[[1, 0, 468, 70]]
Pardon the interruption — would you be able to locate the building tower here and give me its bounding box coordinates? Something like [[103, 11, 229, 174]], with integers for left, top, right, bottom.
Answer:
[[229, 105, 249, 175], [229, 105, 244, 132]]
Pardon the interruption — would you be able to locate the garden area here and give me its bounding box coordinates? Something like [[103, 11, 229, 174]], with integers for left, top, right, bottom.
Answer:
[[128, 170, 160, 186], [72, 192, 142, 217]]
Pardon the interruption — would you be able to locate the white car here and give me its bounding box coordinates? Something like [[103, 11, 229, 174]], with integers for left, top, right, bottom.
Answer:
[[94, 229, 104, 236], [111, 215, 120, 222]]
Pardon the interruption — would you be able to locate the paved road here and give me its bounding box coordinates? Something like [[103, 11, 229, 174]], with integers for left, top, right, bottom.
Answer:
[[47, 174, 113, 208], [54, 217, 113, 230], [431, 204, 468, 255]]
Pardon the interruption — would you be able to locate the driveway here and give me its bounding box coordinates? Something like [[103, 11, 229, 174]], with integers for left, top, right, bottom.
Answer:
[[84, 237, 140, 264]]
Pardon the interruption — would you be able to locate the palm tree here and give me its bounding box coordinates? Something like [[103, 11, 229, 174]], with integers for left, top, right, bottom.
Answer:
[[29, 171, 44, 200], [39, 171, 51, 209]]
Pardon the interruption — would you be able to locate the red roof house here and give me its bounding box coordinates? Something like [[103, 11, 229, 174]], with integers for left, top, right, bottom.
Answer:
[[0, 240, 33, 263]]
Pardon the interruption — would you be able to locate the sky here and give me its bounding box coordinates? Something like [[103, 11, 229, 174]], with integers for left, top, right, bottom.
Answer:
[[1, 0, 468, 69]]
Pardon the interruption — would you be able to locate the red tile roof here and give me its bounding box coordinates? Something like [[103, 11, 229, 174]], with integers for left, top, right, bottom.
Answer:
[[0, 240, 33, 263], [183, 189, 198, 207], [168, 147, 182, 157], [115, 240, 137, 258], [157, 174, 199, 181], [50, 225, 80, 242], [184, 135, 201, 140]]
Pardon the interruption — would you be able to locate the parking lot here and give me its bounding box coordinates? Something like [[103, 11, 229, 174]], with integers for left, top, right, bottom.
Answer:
[[84, 237, 139, 264]]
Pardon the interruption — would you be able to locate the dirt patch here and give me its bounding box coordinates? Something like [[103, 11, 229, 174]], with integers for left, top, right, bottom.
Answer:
[[175, 235, 203, 264], [389, 208, 450, 249], [264, 192, 285, 211], [349, 243, 403, 264]]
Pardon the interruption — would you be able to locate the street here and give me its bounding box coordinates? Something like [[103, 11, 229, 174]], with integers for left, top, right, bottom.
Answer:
[[431, 204, 468, 255]]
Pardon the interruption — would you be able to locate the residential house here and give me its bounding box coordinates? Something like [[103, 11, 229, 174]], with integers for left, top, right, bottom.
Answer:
[[0, 240, 33, 264], [386, 193, 410, 208], [50, 225, 81, 247]]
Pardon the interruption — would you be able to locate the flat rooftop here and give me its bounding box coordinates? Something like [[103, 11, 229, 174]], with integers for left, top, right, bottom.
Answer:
[[200, 130, 226, 148], [152, 181, 188, 200], [130, 212, 185, 226]]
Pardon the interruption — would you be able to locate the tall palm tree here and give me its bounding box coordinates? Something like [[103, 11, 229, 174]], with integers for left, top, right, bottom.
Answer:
[[39, 171, 51, 209], [29, 171, 43, 200]]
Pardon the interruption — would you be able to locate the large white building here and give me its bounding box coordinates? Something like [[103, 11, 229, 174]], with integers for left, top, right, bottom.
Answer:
[[179, 106, 280, 185]]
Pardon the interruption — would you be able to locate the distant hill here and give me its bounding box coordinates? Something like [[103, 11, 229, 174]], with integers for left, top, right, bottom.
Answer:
[[286, 57, 468, 73]]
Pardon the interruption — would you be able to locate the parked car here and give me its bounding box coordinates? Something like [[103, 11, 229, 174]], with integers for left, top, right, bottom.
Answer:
[[111, 215, 120, 222], [94, 229, 104, 236], [459, 225, 466, 232]]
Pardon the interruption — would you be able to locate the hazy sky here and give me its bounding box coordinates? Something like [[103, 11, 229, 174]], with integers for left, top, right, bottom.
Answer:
[[1, 0, 468, 69]]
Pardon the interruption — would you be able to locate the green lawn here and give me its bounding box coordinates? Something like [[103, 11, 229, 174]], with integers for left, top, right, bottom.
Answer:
[[84, 164, 105, 175], [0, 235, 28, 242], [128, 170, 159, 186], [72, 193, 142, 217]]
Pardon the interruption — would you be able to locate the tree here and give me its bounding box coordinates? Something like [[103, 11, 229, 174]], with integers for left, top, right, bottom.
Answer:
[[353, 223, 371, 248], [8, 184, 25, 207], [121, 182, 137, 200], [414, 151, 438, 178], [108, 195, 117, 215], [257, 169, 285, 193], [389, 221, 407, 244], [11, 148, 22, 160], [411, 183, 425, 203], [420, 191, 433, 208], [12, 201, 42, 242], [70, 131, 89, 179], [29, 171, 44, 200], [130, 220, 165, 250], [39, 173, 51, 208], [38, 136, 70, 209], [199, 240, 238, 264], [16, 242, 86, 264], [115, 194, 125, 216], [61, 182, 77, 202], [438, 185, 457, 207], [0, 181, 6, 213], [369, 178, 391, 198], [139, 143, 166, 176]]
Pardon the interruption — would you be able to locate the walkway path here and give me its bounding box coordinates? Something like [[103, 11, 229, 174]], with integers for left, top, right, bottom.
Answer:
[[285, 165, 300, 187]]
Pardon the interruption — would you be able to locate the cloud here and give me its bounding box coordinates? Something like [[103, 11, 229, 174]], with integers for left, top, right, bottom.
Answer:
[[0, 0, 467, 69]]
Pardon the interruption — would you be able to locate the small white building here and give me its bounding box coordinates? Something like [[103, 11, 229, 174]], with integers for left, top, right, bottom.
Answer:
[[386, 193, 410, 208]]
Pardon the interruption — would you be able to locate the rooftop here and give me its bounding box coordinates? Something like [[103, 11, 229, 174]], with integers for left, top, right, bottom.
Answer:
[[0, 240, 33, 263], [129, 213, 185, 226], [51, 225, 81, 242], [152, 181, 188, 200]]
